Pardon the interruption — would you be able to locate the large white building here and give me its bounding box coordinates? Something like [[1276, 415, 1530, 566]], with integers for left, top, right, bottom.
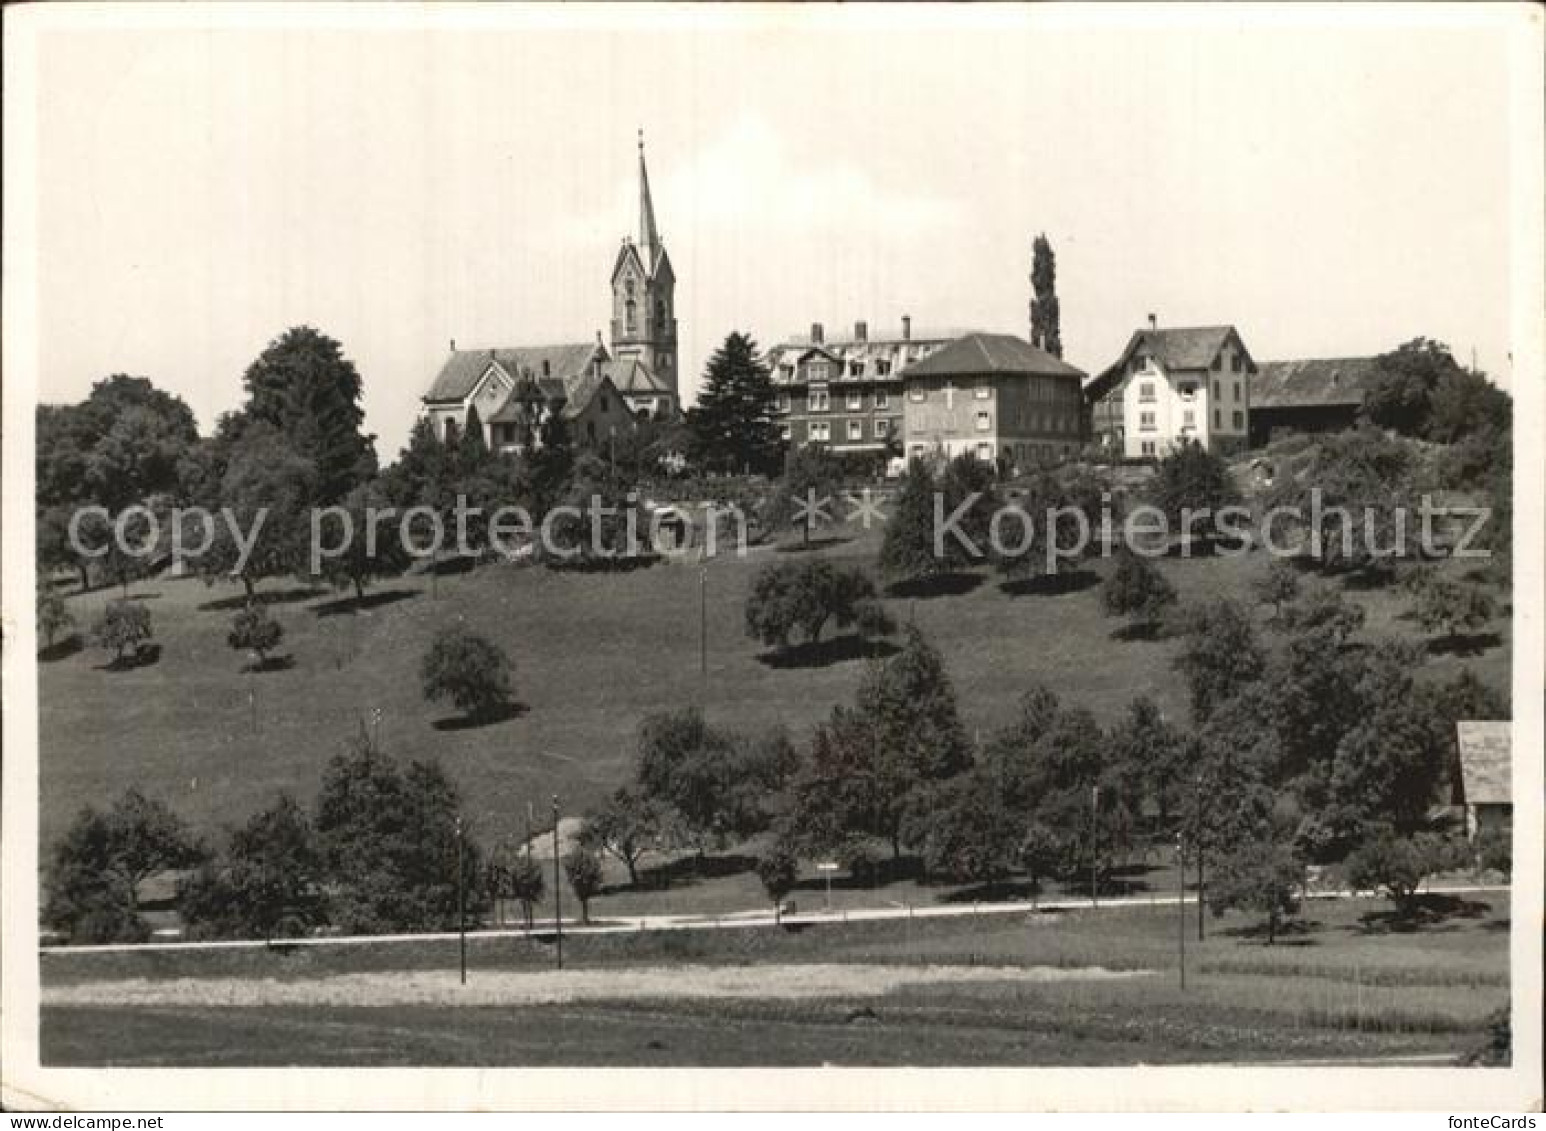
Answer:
[[1085, 323, 1256, 458]]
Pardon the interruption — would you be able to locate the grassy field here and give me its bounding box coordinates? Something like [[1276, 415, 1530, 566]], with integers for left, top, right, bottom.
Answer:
[[38, 520, 1509, 864], [40, 893, 1510, 1066]]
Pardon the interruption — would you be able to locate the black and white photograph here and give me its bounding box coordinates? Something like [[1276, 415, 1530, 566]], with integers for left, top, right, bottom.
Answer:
[[2, 1, 1541, 1114]]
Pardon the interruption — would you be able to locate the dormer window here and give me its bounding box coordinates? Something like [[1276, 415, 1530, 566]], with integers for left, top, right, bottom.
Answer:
[[1179, 384, 1196, 401]]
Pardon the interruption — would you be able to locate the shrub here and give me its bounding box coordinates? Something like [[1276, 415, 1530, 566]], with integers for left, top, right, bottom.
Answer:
[[1343, 829, 1466, 917], [92, 599, 153, 665], [757, 846, 800, 918], [420, 624, 514, 720], [564, 848, 603, 924], [228, 603, 285, 669], [744, 559, 881, 650], [37, 583, 74, 651], [1100, 547, 1176, 631]]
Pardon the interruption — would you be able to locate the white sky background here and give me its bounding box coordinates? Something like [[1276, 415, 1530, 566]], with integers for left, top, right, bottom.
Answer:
[[30, 6, 1522, 458]]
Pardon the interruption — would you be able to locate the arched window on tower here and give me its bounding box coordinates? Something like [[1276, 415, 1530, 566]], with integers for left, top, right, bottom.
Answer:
[[655, 298, 666, 330], [625, 299, 637, 333]]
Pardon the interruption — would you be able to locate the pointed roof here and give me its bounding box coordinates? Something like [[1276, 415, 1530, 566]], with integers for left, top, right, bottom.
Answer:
[[1085, 324, 1254, 400], [638, 129, 662, 275], [904, 332, 1086, 380], [423, 343, 605, 404], [604, 357, 673, 396]]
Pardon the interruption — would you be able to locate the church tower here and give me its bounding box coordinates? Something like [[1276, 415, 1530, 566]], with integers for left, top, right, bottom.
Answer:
[[610, 131, 679, 410]]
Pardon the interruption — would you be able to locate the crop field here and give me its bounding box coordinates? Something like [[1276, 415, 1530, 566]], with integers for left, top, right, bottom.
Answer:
[[40, 893, 1510, 1066]]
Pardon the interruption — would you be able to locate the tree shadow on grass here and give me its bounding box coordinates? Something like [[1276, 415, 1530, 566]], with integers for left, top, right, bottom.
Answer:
[[241, 654, 296, 674], [998, 569, 1100, 598], [199, 586, 327, 612], [96, 643, 162, 672], [1109, 621, 1167, 643], [1353, 893, 1492, 934], [774, 534, 854, 555], [756, 635, 900, 670], [937, 878, 1044, 904], [545, 553, 661, 575], [886, 572, 984, 599], [1220, 917, 1322, 946], [311, 588, 421, 617], [1426, 633, 1503, 658], [639, 852, 757, 890], [792, 855, 923, 893], [431, 701, 529, 731], [38, 635, 84, 662], [421, 554, 480, 578]]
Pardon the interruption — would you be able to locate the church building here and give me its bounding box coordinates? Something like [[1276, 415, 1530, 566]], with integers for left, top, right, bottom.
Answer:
[[421, 134, 680, 451]]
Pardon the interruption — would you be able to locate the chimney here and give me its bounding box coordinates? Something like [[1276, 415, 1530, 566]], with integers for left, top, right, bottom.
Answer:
[[811, 322, 825, 345], [1147, 313, 1158, 331], [854, 320, 868, 343], [902, 315, 912, 341], [450, 337, 457, 352]]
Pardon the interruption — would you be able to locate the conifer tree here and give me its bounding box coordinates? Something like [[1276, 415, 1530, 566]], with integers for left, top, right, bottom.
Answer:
[[1030, 233, 1063, 358], [686, 331, 780, 474]]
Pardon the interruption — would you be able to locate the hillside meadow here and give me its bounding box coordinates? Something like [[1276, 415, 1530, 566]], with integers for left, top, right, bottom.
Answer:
[[39, 522, 1509, 880]]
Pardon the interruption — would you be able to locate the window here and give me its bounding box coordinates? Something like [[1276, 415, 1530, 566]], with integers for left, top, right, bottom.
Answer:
[[625, 299, 637, 333], [876, 360, 892, 376], [849, 361, 864, 378], [1231, 354, 1243, 373], [656, 298, 667, 329], [1139, 411, 1156, 431], [1233, 383, 1241, 403], [780, 423, 792, 441], [806, 362, 830, 383], [974, 385, 992, 400], [909, 387, 925, 402], [1182, 409, 1195, 427], [847, 392, 863, 411], [976, 442, 993, 461], [777, 393, 791, 413], [975, 411, 992, 432], [874, 419, 889, 438], [1138, 381, 1156, 403], [1213, 380, 1221, 398], [601, 395, 610, 413], [1179, 384, 1196, 401], [1141, 440, 1156, 456], [809, 389, 830, 412], [1214, 409, 1222, 429], [1232, 410, 1244, 429], [586, 421, 596, 442], [875, 390, 889, 409], [847, 419, 863, 441], [779, 365, 794, 380], [445, 418, 460, 444], [910, 444, 925, 457], [809, 421, 831, 443], [1211, 354, 1223, 372]]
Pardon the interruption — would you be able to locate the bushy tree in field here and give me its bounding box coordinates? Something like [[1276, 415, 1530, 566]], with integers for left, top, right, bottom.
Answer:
[[543, 454, 649, 568], [579, 787, 663, 888], [744, 559, 885, 653], [1100, 546, 1176, 634], [1020, 822, 1061, 905], [1251, 558, 1301, 622], [1278, 579, 1367, 645], [313, 730, 480, 933], [993, 468, 1103, 581], [239, 325, 377, 504], [1172, 599, 1264, 722], [563, 848, 604, 924], [878, 460, 942, 588], [228, 603, 285, 671], [420, 624, 514, 722], [1343, 828, 1465, 918], [783, 626, 972, 861], [1408, 571, 1497, 646], [44, 789, 204, 944], [313, 479, 410, 603], [906, 770, 1023, 884], [634, 709, 796, 858], [1107, 695, 1188, 829], [92, 599, 154, 667], [757, 845, 800, 919], [486, 845, 545, 929], [37, 581, 74, 652], [1208, 833, 1306, 945], [763, 444, 843, 544], [1147, 439, 1241, 550], [179, 792, 326, 942]]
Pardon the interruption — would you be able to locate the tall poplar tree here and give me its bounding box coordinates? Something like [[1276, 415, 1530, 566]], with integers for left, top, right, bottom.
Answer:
[[1029, 233, 1063, 358]]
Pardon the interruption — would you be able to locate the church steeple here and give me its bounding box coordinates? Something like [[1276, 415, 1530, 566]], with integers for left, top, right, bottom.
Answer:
[[638, 128, 661, 273]]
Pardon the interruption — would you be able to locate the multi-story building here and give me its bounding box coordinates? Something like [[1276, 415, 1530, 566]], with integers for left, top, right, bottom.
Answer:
[[900, 332, 1086, 467], [1084, 322, 1256, 458], [766, 318, 952, 455]]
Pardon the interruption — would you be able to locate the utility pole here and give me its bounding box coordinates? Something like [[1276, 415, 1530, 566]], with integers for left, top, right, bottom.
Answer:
[[699, 562, 708, 693], [551, 794, 563, 970], [455, 815, 467, 985], [1090, 784, 1100, 908], [1195, 774, 1206, 942], [1177, 832, 1187, 991]]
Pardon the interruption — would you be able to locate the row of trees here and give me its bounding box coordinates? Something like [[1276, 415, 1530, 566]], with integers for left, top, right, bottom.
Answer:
[[45, 724, 614, 944]]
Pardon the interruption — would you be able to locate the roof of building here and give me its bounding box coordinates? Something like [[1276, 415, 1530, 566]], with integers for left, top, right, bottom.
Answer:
[[1084, 324, 1253, 400], [1456, 720, 1511, 806], [1252, 357, 1382, 410], [604, 357, 673, 396], [423, 344, 603, 404], [903, 332, 1086, 380]]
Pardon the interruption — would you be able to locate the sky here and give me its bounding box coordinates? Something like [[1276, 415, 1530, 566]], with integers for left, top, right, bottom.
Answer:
[[24, 5, 1529, 459]]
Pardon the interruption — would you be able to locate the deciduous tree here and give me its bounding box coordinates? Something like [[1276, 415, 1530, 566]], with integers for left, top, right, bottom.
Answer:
[[92, 599, 153, 666], [420, 624, 514, 721]]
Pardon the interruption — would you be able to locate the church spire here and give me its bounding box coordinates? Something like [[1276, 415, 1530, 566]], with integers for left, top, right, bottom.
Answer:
[[638, 128, 661, 273]]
